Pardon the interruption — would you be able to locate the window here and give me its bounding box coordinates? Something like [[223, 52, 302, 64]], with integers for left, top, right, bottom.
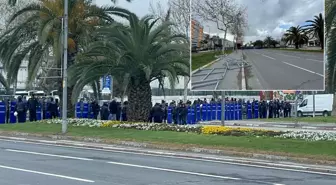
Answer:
[[299, 99, 308, 107]]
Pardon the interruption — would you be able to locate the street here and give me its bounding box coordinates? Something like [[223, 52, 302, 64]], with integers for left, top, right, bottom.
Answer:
[[244, 49, 324, 90], [0, 139, 335, 184]]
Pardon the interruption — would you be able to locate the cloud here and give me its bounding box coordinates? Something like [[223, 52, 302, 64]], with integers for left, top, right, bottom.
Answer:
[[193, 0, 324, 43]]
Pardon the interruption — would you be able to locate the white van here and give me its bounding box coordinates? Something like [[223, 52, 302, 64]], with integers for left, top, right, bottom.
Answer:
[[297, 94, 333, 117]]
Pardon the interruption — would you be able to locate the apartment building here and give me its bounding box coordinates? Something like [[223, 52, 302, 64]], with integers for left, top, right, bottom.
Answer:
[[191, 18, 204, 48]]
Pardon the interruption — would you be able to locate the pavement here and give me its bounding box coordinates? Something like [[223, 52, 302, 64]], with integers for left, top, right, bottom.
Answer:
[[0, 137, 336, 185], [191, 50, 246, 90], [243, 49, 324, 90], [201, 120, 336, 131]]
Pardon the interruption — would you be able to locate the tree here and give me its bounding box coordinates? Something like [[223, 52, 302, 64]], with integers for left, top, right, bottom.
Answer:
[[0, 0, 129, 116], [282, 26, 309, 49], [325, 0, 336, 116], [150, 0, 190, 102], [193, 0, 247, 53], [270, 39, 279, 48], [303, 13, 324, 50], [253, 40, 264, 48], [263, 36, 273, 48], [8, 0, 132, 6], [68, 13, 189, 121]]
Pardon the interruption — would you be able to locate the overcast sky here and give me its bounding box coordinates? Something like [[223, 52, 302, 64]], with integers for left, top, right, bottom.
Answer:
[[96, 0, 168, 17], [195, 0, 324, 43]]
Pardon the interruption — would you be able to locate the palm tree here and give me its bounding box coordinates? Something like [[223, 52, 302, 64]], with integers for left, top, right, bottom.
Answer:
[[270, 40, 279, 48], [326, 0, 336, 94], [282, 26, 309, 49], [264, 36, 273, 48], [68, 12, 189, 121], [303, 13, 324, 50], [0, 0, 129, 116], [8, 0, 132, 6]]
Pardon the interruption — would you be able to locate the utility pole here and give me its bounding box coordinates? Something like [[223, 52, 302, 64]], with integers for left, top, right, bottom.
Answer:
[[221, 91, 225, 126], [62, 0, 68, 134], [313, 91, 316, 117]]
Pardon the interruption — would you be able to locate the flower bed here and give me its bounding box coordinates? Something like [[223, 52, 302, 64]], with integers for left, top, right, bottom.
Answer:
[[201, 126, 284, 137], [113, 123, 202, 133], [38, 119, 336, 141], [277, 131, 336, 141], [39, 118, 107, 127]]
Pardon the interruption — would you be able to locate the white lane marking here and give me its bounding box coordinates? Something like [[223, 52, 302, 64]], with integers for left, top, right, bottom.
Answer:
[[0, 164, 94, 183], [262, 54, 275, 60], [6, 149, 93, 161], [107, 161, 283, 185], [1, 138, 336, 177], [107, 161, 240, 180], [306, 59, 323, 62], [276, 53, 300, 59], [282, 61, 324, 77]]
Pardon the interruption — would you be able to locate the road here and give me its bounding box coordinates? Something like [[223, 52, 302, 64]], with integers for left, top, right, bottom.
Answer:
[[0, 139, 335, 184], [244, 49, 324, 90]]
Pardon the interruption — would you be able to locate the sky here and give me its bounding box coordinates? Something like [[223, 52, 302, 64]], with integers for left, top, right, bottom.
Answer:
[[95, 0, 168, 17], [195, 0, 324, 44]]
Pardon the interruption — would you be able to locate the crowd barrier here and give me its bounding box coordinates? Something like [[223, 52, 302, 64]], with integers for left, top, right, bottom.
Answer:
[[166, 103, 259, 124], [75, 102, 261, 124]]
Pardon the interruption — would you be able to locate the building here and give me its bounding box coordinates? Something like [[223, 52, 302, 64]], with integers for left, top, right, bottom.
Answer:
[[191, 18, 204, 48], [307, 32, 320, 47]]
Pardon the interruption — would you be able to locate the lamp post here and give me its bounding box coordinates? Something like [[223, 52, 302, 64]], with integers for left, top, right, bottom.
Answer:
[[206, 25, 210, 50], [62, 0, 68, 134]]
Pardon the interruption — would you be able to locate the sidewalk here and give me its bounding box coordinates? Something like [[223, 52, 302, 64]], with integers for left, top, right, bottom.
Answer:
[[200, 120, 336, 131]]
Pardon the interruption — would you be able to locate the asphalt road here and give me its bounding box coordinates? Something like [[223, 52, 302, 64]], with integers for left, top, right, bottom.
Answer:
[[244, 49, 324, 90], [0, 139, 336, 184]]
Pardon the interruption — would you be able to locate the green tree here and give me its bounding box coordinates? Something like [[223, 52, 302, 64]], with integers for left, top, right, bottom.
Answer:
[[263, 36, 273, 48], [68, 12, 189, 121], [7, 0, 132, 6], [0, 0, 129, 116], [282, 26, 309, 49], [253, 40, 264, 48], [303, 13, 324, 50], [326, 0, 336, 93]]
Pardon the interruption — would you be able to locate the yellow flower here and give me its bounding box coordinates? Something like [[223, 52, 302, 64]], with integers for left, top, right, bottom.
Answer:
[[201, 126, 271, 134]]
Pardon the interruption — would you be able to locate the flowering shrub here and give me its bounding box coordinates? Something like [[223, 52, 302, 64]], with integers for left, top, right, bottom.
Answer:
[[39, 118, 107, 127], [276, 131, 336, 141], [113, 123, 202, 133], [201, 126, 284, 137]]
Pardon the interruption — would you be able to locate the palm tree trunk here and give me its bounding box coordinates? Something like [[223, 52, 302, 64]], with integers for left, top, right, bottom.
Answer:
[[127, 78, 152, 122], [295, 44, 299, 49]]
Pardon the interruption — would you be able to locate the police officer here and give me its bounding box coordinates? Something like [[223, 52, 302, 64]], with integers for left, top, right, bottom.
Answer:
[[28, 94, 38, 122], [15, 96, 26, 123]]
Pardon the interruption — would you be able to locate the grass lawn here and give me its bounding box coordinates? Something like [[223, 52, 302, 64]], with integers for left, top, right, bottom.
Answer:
[[268, 48, 324, 53], [0, 122, 336, 159], [191, 50, 232, 71], [265, 116, 336, 123]]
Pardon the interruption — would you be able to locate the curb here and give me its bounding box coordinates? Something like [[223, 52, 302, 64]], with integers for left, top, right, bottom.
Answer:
[[192, 58, 220, 75], [0, 133, 336, 175]]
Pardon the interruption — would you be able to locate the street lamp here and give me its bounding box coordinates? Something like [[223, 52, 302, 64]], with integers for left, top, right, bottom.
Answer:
[[206, 25, 210, 50], [62, 0, 69, 134]]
